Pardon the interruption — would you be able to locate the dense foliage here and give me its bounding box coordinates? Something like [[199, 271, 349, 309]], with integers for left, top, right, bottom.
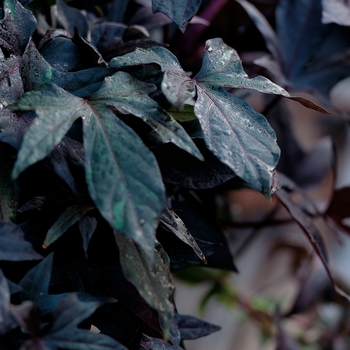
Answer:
[[0, 0, 350, 349]]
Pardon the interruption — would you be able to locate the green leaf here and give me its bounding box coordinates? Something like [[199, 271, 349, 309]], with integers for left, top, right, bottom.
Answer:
[[43, 205, 94, 248], [160, 205, 206, 264], [40, 294, 126, 350], [168, 104, 197, 122], [9, 77, 166, 257], [195, 38, 328, 114], [152, 0, 202, 32], [90, 72, 203, 160], [114, 231, 175, 338], [194, 87, 280, 195], [110, 47, 196, 110]]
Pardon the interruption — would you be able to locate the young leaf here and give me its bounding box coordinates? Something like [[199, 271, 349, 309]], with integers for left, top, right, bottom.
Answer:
[[43, 205, 94, 248], [160, 205, 206, 264], [0, 0, 36, 55], [40, 294, 127, 350], [114, 231, 175, 338], [9, 78, 166, 258], [152, 0, 202, 32], [0, 221, 43, 261], [194, 86, 280, 196]]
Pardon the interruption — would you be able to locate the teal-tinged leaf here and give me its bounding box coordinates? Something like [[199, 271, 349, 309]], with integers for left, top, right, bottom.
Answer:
[[110, 47, 196, 110], [152, 0, 202, 32], [9, 76, 166, 257], [9, 83, 88, 179], [114, 231, 175, 338], [194, 86, 280, 195], [0, 0, 37, 55], [90, 72, 202, 160], [43, 205, 94, 248], [83, 106, 164, 258], [19, 254, 66, 314], [160, 206, 206, 264], [41, 294, 126, 350], [21, 39, 115, 98], [195, 38, 328, 114], [0, 221, 43, 261]]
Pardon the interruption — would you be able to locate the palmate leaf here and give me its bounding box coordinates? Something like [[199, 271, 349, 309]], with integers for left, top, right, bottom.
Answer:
[[114, 231, 175, 338], [152, 0, 202, 32], [9, 77, 166, 257], [110, 38, 328, 194]]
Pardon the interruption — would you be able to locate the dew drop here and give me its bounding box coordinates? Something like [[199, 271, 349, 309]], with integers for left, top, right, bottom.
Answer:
[[206, 46, 213, 52], [140, 219, 145, 226]]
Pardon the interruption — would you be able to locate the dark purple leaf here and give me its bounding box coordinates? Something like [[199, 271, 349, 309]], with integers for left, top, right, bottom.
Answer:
[[275, 325, 300, 350], [0, 269, 17, 334], [0, 0, 36, 55], [152, 0, 202, 32], [10, 300, 41, 336], [175, 314, 220, 340], [326, 187, 350, 234], [129, 6, 172, 29], [79, 215, 97, 254], [18, 196, 46, 213], [152, 138, 236, 189], [160, 205, 206, 263], [21, 38, 115, 98], [43, 205, 94, 248], [276, 0, 350, 96], [275, 175, 350, 301], [91, 22, 126, 56], [115, 232, 175, 337], [0, 110, 30, 150], [0, 221, 43, 261], [39, 29, 93, 72], [171, 197, 237, 271], [107, 0, 129, 23], [19, 254, 67, 314], [56, 0, 88, 38], [322, 0, 350, 26], [72, 27, 107, 68], [39, 294, 127, 350]]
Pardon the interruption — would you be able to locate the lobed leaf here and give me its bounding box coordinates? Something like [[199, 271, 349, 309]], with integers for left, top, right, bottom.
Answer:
[[114, 231, 175, 338]]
